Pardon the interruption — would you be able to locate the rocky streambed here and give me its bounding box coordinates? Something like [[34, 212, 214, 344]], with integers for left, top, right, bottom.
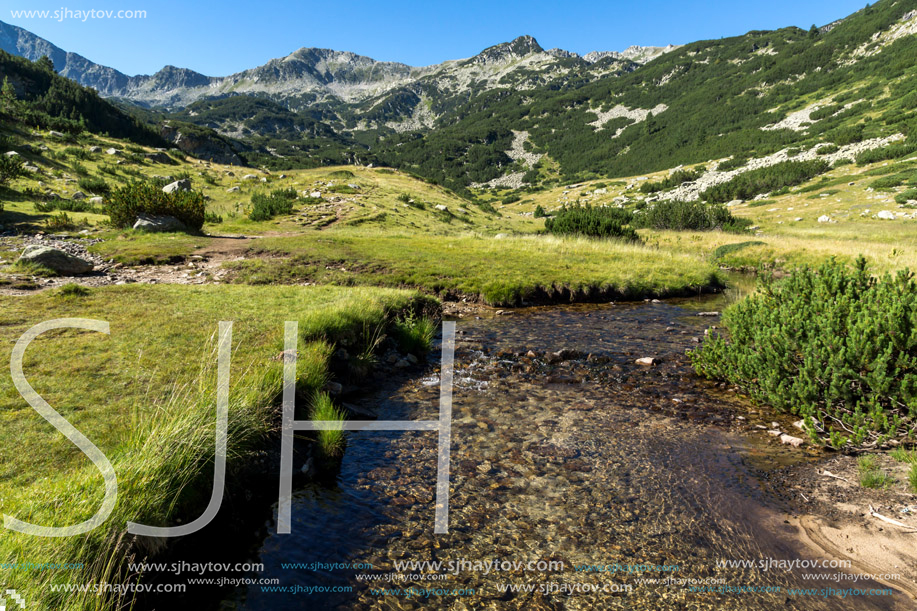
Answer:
[[146, 296, 914, 610]]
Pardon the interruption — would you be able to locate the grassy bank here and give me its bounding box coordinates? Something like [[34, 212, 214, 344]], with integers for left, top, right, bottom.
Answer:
[[0, 283, 433, 610], [225, 229, 723, 305]]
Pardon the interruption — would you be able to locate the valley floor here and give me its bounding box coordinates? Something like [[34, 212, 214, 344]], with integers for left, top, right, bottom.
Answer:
[[4, 129, 917, 609]]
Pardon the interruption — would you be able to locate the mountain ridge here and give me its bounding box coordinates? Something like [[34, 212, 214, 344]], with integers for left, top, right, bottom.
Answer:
[[0, 23, 676, 109]]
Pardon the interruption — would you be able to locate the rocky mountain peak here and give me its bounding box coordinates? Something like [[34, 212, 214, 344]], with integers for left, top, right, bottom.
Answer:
[[473, 35, 544, 64]]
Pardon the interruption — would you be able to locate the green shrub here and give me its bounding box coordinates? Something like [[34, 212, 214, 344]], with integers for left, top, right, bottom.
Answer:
[[35, 199, 96, 213], [816, 144, 840, 155], [534, 204, 546, 218], [639, 168, 703, 194], [0, 153, 25, 186], [717, 156, 748, 172], [810, 105, 842, 121], [691, 257, 917, 450], [634, 200, 751, 232], [829, 124, 864, 146], [895, 188, 917, 205], [249, 188, 297, 221], [62, 146, 90, 160], [44, 211, 79, 231], [502, 194, 521, 205], [856, 143, 917, 166], [870, 175, 906, 191], [544, 204, 639, 241], [701, 160, 830, 203], [77, 175, 110, 195], [106, 181, 205, 231]]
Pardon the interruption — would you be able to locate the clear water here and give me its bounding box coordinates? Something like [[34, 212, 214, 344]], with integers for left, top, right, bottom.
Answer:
[[227, 293, 907, 610]]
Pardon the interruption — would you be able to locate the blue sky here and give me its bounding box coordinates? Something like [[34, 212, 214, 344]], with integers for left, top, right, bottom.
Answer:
[[5, 0, 868, 76]]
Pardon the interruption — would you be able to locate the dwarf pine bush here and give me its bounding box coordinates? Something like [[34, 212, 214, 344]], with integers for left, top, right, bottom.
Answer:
[[106, 181, 205, 231], [691, 257, 917, 450], [249, 188, 297, 221], [633, 200, 751, 232], [701, 160, 829, 203], [544, 204, 639, 241]]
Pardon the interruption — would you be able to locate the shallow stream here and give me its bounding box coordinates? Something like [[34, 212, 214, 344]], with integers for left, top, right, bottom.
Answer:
[[220, 292, 905, 610]]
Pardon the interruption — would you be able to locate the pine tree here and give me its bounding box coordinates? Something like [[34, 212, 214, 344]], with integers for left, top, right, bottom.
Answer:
[[36, 55, 55, 73], [0, 77, 15, 114]]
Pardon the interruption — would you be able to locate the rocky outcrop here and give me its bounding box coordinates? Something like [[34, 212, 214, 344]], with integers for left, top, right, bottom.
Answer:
[[162, 179, 191, 193], [159, 122, 243, 165]]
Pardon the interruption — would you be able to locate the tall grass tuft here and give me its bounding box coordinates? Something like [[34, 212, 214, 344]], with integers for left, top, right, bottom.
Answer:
[[310, 391, 346, 457], [857, 455, 892, 489], [393, 312, 436, 355]]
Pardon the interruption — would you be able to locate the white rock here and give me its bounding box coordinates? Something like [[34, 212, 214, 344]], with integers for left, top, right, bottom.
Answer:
[[877, 210, 896, 220], [635, 357, 657, 366], [779, 434, 804, 447], [817, 215, 832, 223]]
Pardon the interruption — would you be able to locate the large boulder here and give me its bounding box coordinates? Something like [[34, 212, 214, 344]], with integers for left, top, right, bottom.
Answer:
[[18, 245, 94, 275], [162, 179, 191, 193], [133, 213, 187, 233], [146, 151, 172, 164]]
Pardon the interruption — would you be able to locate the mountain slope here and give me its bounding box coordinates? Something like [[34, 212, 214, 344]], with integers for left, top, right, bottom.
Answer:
[[8, 0, 917, 194], [0, 48, 160, 144]]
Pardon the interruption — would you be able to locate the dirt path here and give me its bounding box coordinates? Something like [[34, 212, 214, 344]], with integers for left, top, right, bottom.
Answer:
[[0, 233, 269, 295]]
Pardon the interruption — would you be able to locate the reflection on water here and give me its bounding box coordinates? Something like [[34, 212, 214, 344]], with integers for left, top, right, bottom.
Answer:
[[232, 288, 906, 610]]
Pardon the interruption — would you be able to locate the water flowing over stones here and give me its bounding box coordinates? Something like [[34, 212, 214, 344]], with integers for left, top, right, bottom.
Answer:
[[229, 299, 900, 610]]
